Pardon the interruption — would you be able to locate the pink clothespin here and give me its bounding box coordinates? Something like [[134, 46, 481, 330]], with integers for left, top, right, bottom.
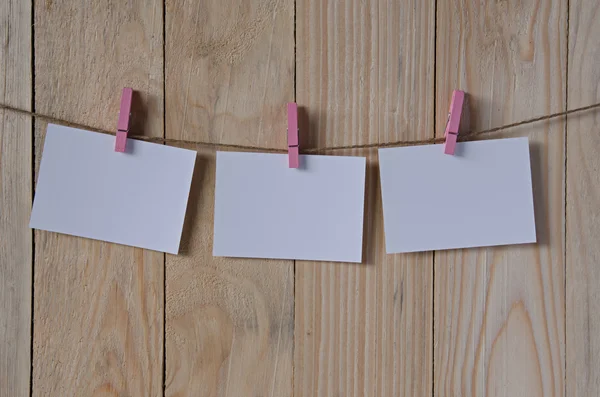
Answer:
[[287, 102, 299, 168], [444, 90, 465, 155], [115, 87, 133, 152]]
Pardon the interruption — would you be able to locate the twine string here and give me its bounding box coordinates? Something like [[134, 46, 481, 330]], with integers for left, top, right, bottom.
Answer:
[[1, 101, 599, 153]]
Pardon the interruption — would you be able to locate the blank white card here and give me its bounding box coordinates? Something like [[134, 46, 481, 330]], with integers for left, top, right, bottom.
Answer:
[[213, 152, 366, 262], [30, 124, 197, 254], [378, 137, 536, 253]]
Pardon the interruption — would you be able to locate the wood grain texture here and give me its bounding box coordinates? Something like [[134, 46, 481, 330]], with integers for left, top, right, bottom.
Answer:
[[295, 150, 433, 397], [0, 1, 32, 396], [297, 0, 434, 149], [164, 147, 293, 397], [164, 1, 294, 395], [434, 1, 566, 396], [566, 0, 600, 395], [33, 1, 164, 395], [165, 0, 294, 147], [295, 1, 434, 395], [9, 1, 597, 395]]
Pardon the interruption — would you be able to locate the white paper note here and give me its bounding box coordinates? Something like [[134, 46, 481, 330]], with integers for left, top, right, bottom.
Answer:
[[378, 137, 536, 253], [213, 152, 366, 262], [30, 124, 197, 254]]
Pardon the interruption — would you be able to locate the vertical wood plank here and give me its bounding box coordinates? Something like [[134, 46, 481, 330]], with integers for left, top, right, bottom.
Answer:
[[295, 1, 435, 396], [0, 1, 32, 396], [434, 1, 566, 396], [164, 147, 294, 396], [33, 2, 164, 395], [566, 0, 600, 396], [165, 0, 294, 147], [297, 0, 434, 149], [164, 0, 294, 395]]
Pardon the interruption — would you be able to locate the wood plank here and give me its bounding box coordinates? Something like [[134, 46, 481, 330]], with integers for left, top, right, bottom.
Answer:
[[566, 0, 600, 395], [434, 1, 566, 396], [164, 1, 294, 395], [164, 147, 293, 396], [295, 150, 433, 397], [165, 0, 294, 147], [32, 2, 164, 395], [295, 1, 434, 395], [297, 0, 434, 149], [0, 1, 32, 396]]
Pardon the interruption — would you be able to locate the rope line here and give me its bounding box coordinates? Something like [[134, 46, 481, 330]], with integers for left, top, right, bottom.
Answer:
[[1, 101, 598, 153]]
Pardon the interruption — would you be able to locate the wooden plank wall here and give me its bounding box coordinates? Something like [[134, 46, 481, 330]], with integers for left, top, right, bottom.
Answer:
[[294, 1, 434, 396], [164, 1, 294, 396], [1, 0, 600, 396], [32, 1, 164, 395], [434, 1, 566, 396], [567, 0, 600, 396], [0, 1, 32, 396]]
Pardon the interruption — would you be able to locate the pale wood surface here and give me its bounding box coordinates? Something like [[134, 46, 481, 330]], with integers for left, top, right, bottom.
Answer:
[[32, 1, 164, 395], [294, 1, 434, 396], [165, 0, 294, 147], [1, 0, 599, 396], [0, 1, 32, 396], [434, 1, 566, 396], [296, 0, 434, 149], [164, 1, 294, 395], [295, 149, 433, 397], [164, 147, 293, 397], [566, 0, 600, 396]]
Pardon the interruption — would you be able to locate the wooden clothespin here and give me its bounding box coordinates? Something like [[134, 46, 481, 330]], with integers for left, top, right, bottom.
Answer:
[[444, 90, 465, 155], [115, 87, 133, 152], [287, 102, 299, 168]]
